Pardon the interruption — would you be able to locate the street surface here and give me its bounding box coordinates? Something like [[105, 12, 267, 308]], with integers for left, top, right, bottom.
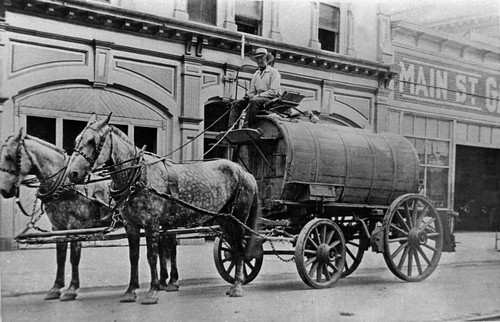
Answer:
[[2, 233, 500, 321]]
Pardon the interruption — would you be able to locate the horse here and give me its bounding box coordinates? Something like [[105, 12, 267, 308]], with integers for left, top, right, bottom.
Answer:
[[0, 130, 170, 301], [66, 113, 261, 304]]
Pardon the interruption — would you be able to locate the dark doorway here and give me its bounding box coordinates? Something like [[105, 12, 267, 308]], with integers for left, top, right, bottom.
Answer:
[[454, 145, 500, 231]]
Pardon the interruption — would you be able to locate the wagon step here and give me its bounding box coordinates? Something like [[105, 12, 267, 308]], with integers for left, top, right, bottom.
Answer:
[[216, 128, 266, 144], [260, 218, 290, 227]]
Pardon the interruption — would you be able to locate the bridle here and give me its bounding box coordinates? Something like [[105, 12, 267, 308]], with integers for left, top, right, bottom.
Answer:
[[73, 124, 113, 171], [0, 136, 35, 189]]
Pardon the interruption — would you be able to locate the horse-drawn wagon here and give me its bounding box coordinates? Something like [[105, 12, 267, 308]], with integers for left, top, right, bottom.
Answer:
[[1, 92, 456, 303], [213, 95, 456, 288]]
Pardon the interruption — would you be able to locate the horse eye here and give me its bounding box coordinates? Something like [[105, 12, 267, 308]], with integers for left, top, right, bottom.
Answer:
[[5, 154, 12, 161]]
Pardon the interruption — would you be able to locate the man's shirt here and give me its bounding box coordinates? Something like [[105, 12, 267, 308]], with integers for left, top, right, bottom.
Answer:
[[249, 65, 281, 99]]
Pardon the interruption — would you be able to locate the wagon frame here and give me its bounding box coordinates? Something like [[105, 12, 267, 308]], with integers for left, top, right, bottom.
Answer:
[[210, 94, 457, 288]]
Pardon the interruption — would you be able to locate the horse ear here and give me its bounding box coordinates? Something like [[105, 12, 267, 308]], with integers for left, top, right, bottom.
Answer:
[[87, 113, 97, 125], [104, 112, 112, 125], [15, 127, 24, 140]]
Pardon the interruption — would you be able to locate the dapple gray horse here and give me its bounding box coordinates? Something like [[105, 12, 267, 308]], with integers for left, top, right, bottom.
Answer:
[[66, 114, 261, 304], [0, 130, 172, 300]]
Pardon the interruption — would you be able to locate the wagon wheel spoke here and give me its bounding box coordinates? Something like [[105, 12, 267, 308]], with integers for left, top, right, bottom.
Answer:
[[404, 202, 413, 228], [417, 205, 429, 226], [314, 228, 322, 245], [327, 261, 340, 272], [222, 256, 234, 263], [307, 236, 319, 249], [226, 261, 236, 274], [329, 240, 340, 248], [407, 248, 414, 276], [417, 246, 431, 265], [390, 242, 408, 260], [413, 248, 423, 275], [323, 266, 331, 281], [325, 229, 334, 245], [411, 200, 419, 227], [421, 217, 436, 231], [422, 243, 438, 253], [397, 246, 410, 270], [390, 223, 409, 236], [321, 225, 327, 244], [396, 210, 411, 232], [346, 247, 356, 261], [309, 262, 319, 278], [245, 259, 255, 271], [305, 256, 317, 267], [304, 249, 317, 256]]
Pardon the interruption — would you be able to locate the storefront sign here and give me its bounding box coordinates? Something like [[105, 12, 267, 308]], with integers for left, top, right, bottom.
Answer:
[[395, 58, 500, 115]]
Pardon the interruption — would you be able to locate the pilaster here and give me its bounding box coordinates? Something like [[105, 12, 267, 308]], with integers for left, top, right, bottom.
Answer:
[[174, 0, 189, 21], [179, 56, 204, 160], [223, 0, 238, 32], [308, 2, 321, 50], [374, 87, 391, 133], [93, 40, 113, 88], [377, 9, 394, 64], [269, 1, 282, 41]]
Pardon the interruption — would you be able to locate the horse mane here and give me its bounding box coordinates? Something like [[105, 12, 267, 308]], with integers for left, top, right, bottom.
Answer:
[[110, 125, 136, 147], [25, 135, 66, 155]]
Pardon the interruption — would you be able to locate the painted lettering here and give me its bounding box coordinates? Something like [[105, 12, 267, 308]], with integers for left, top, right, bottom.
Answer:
[[399, 62, 415, 94], [456, 75, 467, 103], [468, 77, 478, 105], [436, 70, 448, 100], [485, 77, 499, 113], [416, 66, 428, 97]]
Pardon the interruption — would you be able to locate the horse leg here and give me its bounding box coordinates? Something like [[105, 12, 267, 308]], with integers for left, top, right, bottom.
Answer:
[[45, 242, 68, 300], [226, 239, 245, 298], [158, 234, 169, 291], [120, 226, 141, 303], [141, 228, 160, 305], [60, 241, 81, 301], [165, 235, 179, 292]]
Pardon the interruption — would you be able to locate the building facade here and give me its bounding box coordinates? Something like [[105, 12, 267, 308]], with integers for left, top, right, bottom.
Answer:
[[386, 2, 500, 231], [0, 0, 396, 250]]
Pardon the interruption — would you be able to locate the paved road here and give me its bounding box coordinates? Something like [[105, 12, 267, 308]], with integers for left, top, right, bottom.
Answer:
[[1, 232, 500, 321]]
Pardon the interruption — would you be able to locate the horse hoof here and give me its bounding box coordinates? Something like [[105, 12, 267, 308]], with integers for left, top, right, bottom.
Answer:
[[44, 290, 61, 300], [158, 284, 167, 291], [141, 296, 158, 305], [227, 285, 243, 297], [60, 292, 77, 301], [119, 293, 137, 303], [165, 284, 179, 292]]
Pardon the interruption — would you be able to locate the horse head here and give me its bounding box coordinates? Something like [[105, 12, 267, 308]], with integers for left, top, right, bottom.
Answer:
[[68, 113, 113, 183], [0, 128, 31, 198]]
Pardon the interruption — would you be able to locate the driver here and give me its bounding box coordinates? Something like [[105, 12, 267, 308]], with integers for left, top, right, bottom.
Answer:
[[228, 48, 281, 129]]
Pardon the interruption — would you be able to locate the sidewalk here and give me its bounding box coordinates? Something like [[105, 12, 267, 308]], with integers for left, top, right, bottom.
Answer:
[[1, 232, 499, 298]]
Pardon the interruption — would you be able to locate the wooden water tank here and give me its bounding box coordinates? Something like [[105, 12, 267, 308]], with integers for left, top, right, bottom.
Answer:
[[251, 116, 420, 206]]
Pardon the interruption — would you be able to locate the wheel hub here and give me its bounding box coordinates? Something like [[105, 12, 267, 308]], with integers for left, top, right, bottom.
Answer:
[[317, 244, 336, 263], [408, 228, 427, 248]]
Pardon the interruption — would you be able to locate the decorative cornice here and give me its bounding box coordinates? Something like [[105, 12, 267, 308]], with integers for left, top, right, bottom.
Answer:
[[4, 0, 397, 81], [179, 116, 203, 124], [391, 20, 500, 56]]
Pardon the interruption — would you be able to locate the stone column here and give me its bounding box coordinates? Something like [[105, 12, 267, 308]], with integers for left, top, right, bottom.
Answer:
[[346, 5, 357, 57], [269, 1, 282, 41], [308, 2, 321, 49], [374, 87, 391, 133], [0, 21, 15, 251], [174, 0, 189, 20], [377, 6, 394, 64], [179, 56, 203, 161], [224, 0, 237, 31]]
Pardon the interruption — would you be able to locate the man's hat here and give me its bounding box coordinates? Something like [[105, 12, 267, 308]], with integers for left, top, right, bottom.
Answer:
[[250, 48, 274, 63]]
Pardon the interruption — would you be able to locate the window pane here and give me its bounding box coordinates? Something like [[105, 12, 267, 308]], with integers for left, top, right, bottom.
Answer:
[[235, 1, 261, 20], [319, 4, 339, 31], [408, 138, 426, 164], [235, 1, 262, 35], [426, 140, 449, 166], [318, 29, 337, 52], [26, 116, 56, 145], [188, 0, 216, 25], [135, 126, 157, 154], [402, 115, 414, 136], [63, 120, 87, 153], [426, 167, 448, 208]]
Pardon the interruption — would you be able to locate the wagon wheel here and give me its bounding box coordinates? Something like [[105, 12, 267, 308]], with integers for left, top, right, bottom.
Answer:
[[383, 194, 443, 282], [295, 218, 346, 288], [213, 236, 263, 285], [340, 221, 368, 278]]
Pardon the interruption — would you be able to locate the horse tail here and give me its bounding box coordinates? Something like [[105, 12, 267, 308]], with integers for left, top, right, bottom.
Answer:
[[245, 175, 263, 258]]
